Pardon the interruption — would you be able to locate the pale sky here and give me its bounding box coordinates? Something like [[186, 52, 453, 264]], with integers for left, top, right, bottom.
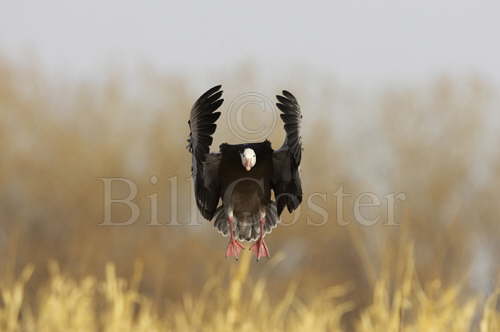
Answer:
[[1, 0, 500, 84]]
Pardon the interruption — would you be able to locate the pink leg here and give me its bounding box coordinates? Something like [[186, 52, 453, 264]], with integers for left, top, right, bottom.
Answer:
[[225, 215, 244, 260], [250, 214, 270, 261]]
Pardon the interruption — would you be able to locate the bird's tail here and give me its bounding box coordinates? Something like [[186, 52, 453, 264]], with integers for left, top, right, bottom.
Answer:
[[213, 202, 279, 241]]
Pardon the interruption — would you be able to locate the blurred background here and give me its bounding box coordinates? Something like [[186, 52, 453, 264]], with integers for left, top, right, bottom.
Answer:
[[0, 1, 499, 331]]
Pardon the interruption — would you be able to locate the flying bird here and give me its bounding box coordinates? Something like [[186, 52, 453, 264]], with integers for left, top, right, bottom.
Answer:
[[187, 85, 303, 260]]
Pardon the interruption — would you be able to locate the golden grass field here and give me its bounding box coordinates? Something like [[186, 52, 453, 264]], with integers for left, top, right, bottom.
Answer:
[[0, 57, 499, 331]]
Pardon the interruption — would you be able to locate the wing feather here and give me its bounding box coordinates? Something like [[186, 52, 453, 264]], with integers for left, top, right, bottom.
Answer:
[[272, 90, 303, 216], [276, 90, 302, 165], [187, 85, 223, 220]]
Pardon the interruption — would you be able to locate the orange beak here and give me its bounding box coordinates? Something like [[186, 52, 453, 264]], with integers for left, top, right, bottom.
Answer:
[[244, 159, 251, 171]]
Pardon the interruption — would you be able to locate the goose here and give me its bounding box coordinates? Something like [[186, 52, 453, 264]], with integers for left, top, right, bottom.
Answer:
[[187, 85, 303, 260]]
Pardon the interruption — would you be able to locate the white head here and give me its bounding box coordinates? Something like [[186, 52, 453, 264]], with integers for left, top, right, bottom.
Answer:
[[240, 148, 256, 171]]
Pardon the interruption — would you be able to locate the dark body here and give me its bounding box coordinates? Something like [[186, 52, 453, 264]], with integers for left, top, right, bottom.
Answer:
[[214, 141, 277, 241]]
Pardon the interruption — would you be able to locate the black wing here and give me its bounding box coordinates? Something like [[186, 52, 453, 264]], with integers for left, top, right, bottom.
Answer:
[[187, 85, 223, 220], [272, 90, 303, 216]]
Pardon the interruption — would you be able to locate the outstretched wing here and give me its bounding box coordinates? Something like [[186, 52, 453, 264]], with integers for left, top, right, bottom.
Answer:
[[272, 90, 303, 216], [187, 85, 223, 220]]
